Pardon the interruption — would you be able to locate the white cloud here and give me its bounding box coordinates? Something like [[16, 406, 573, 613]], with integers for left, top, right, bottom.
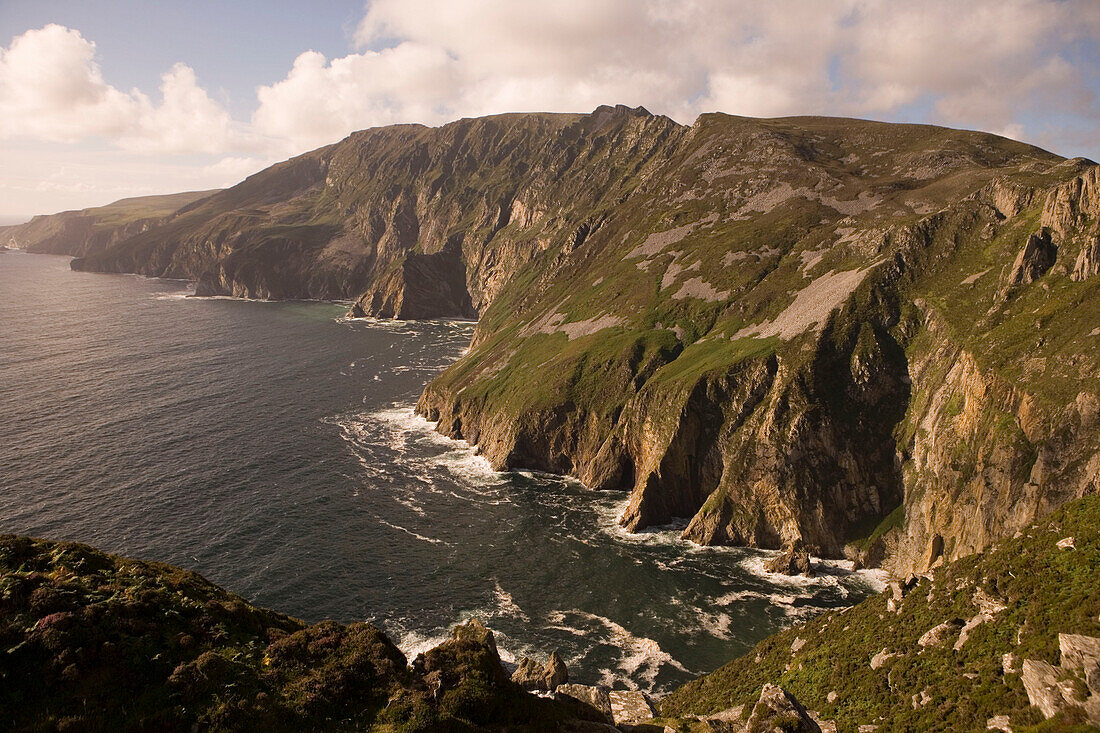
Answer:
[[3, 3, 1100, 217], [0, 24, 239, 154]]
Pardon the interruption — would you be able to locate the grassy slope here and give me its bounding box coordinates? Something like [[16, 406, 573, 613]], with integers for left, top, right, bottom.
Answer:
[[660, 496, 1100, 732]]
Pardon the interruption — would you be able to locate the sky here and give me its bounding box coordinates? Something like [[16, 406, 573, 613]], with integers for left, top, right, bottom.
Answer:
[[2, 0, 1099, 222]]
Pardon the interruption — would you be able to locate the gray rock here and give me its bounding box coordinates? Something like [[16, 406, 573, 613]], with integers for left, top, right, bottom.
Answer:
[[1059, 633, 1100, 694], [555, 684, 613, 724], [745, 683, 822, 733], [1071, 236, 1100, 282], [510, 650, 569, 691], [608, 690, 656, 724]]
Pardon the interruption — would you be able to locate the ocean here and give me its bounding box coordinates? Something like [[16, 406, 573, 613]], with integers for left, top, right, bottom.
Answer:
[[0, 252, 884, 693]]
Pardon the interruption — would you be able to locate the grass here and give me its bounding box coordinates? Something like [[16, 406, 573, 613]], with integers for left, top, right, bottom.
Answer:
[[660, 495, 1100, 732]]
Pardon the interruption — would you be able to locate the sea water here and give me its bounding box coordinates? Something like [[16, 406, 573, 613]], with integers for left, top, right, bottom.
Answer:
[[0, 252, 884, 693]]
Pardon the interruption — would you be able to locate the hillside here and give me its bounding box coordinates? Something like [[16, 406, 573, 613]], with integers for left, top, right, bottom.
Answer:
[[0, 190, 220, 256], [0, 534, 609, 732], [658, 495, 1100, 732], [49, 107, 1100, 574]]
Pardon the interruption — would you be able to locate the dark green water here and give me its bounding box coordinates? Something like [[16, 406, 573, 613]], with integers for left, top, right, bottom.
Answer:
[[0, 252, 884, 693]]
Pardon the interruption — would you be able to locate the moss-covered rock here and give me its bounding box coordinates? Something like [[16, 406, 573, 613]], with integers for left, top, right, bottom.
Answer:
[[0, 535, 602, 732]]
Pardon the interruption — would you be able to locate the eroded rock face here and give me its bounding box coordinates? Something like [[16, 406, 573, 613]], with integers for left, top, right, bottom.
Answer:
[[1004, 229, 1057, 289], [1071, 236, 1100, 282]]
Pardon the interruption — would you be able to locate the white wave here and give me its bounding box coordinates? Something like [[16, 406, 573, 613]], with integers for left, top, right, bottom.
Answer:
[[491, 580, 530, 622], [393, 626, 453, 661], [547, 609, 690, 688], [375, 517, 450, 546], [714, 590, 801, 606]]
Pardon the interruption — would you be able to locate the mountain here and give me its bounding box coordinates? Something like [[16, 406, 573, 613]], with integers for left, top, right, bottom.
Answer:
[[47, 106, 1100, 575], [0, 190, 220, 257]]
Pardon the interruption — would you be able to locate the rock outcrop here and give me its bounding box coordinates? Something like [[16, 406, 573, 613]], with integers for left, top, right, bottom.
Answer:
[[763, 540, 814, 576], [0, 534, 612, 732], [1003, 228, 1057, 289], [745, 684, 822, 733], [511, 650, 569, 691]]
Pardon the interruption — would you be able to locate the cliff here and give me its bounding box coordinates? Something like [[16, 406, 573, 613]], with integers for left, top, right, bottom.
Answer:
[[49, 108, 1100, 573]]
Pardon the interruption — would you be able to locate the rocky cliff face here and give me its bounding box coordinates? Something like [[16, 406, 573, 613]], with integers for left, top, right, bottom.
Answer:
[[51, 109, 1100, 572]]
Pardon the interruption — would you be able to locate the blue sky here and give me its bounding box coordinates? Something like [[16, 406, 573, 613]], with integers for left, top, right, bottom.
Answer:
[[2, 0, 1099, 221]]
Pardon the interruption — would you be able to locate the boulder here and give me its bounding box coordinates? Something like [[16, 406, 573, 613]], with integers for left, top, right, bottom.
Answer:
[[1059, 634, 1100, 694], [745, 683, 822, 733], [555, 684, 614, 724], [765, 540, 814, 576], [511, 650, 569, 691], [608, 690, 656, 725], [918, 619, 964, 649]]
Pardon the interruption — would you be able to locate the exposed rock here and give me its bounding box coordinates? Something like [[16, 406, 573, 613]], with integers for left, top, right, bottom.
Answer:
[[413, 618, 508, 699], [745, 684, 822, 733], [918, 619, 964, 649], [764, 540, 814, 577], [1060, 633, 1100, 694], [511, 650, 569, 691], [1020, 659, 1085, 719], [1003, 229, 1057, 289], [555, 684, 614, 724], [608, 690, 656, 725], [870, 648, 896, 670], [1072, 236, 1100, 281], [1003, 652, 1019, 675], [986, 714, 1012, 732], [1057, 536, 1076, 549]]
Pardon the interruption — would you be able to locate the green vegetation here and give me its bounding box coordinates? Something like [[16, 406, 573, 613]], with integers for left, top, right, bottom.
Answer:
[[660, 496, 1100, 732], [0, 535, 596, 732]]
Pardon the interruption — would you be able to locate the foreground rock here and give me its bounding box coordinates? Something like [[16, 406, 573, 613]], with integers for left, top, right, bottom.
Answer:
[[0, 534, 607, 732], [512, 650, 569, 691]]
